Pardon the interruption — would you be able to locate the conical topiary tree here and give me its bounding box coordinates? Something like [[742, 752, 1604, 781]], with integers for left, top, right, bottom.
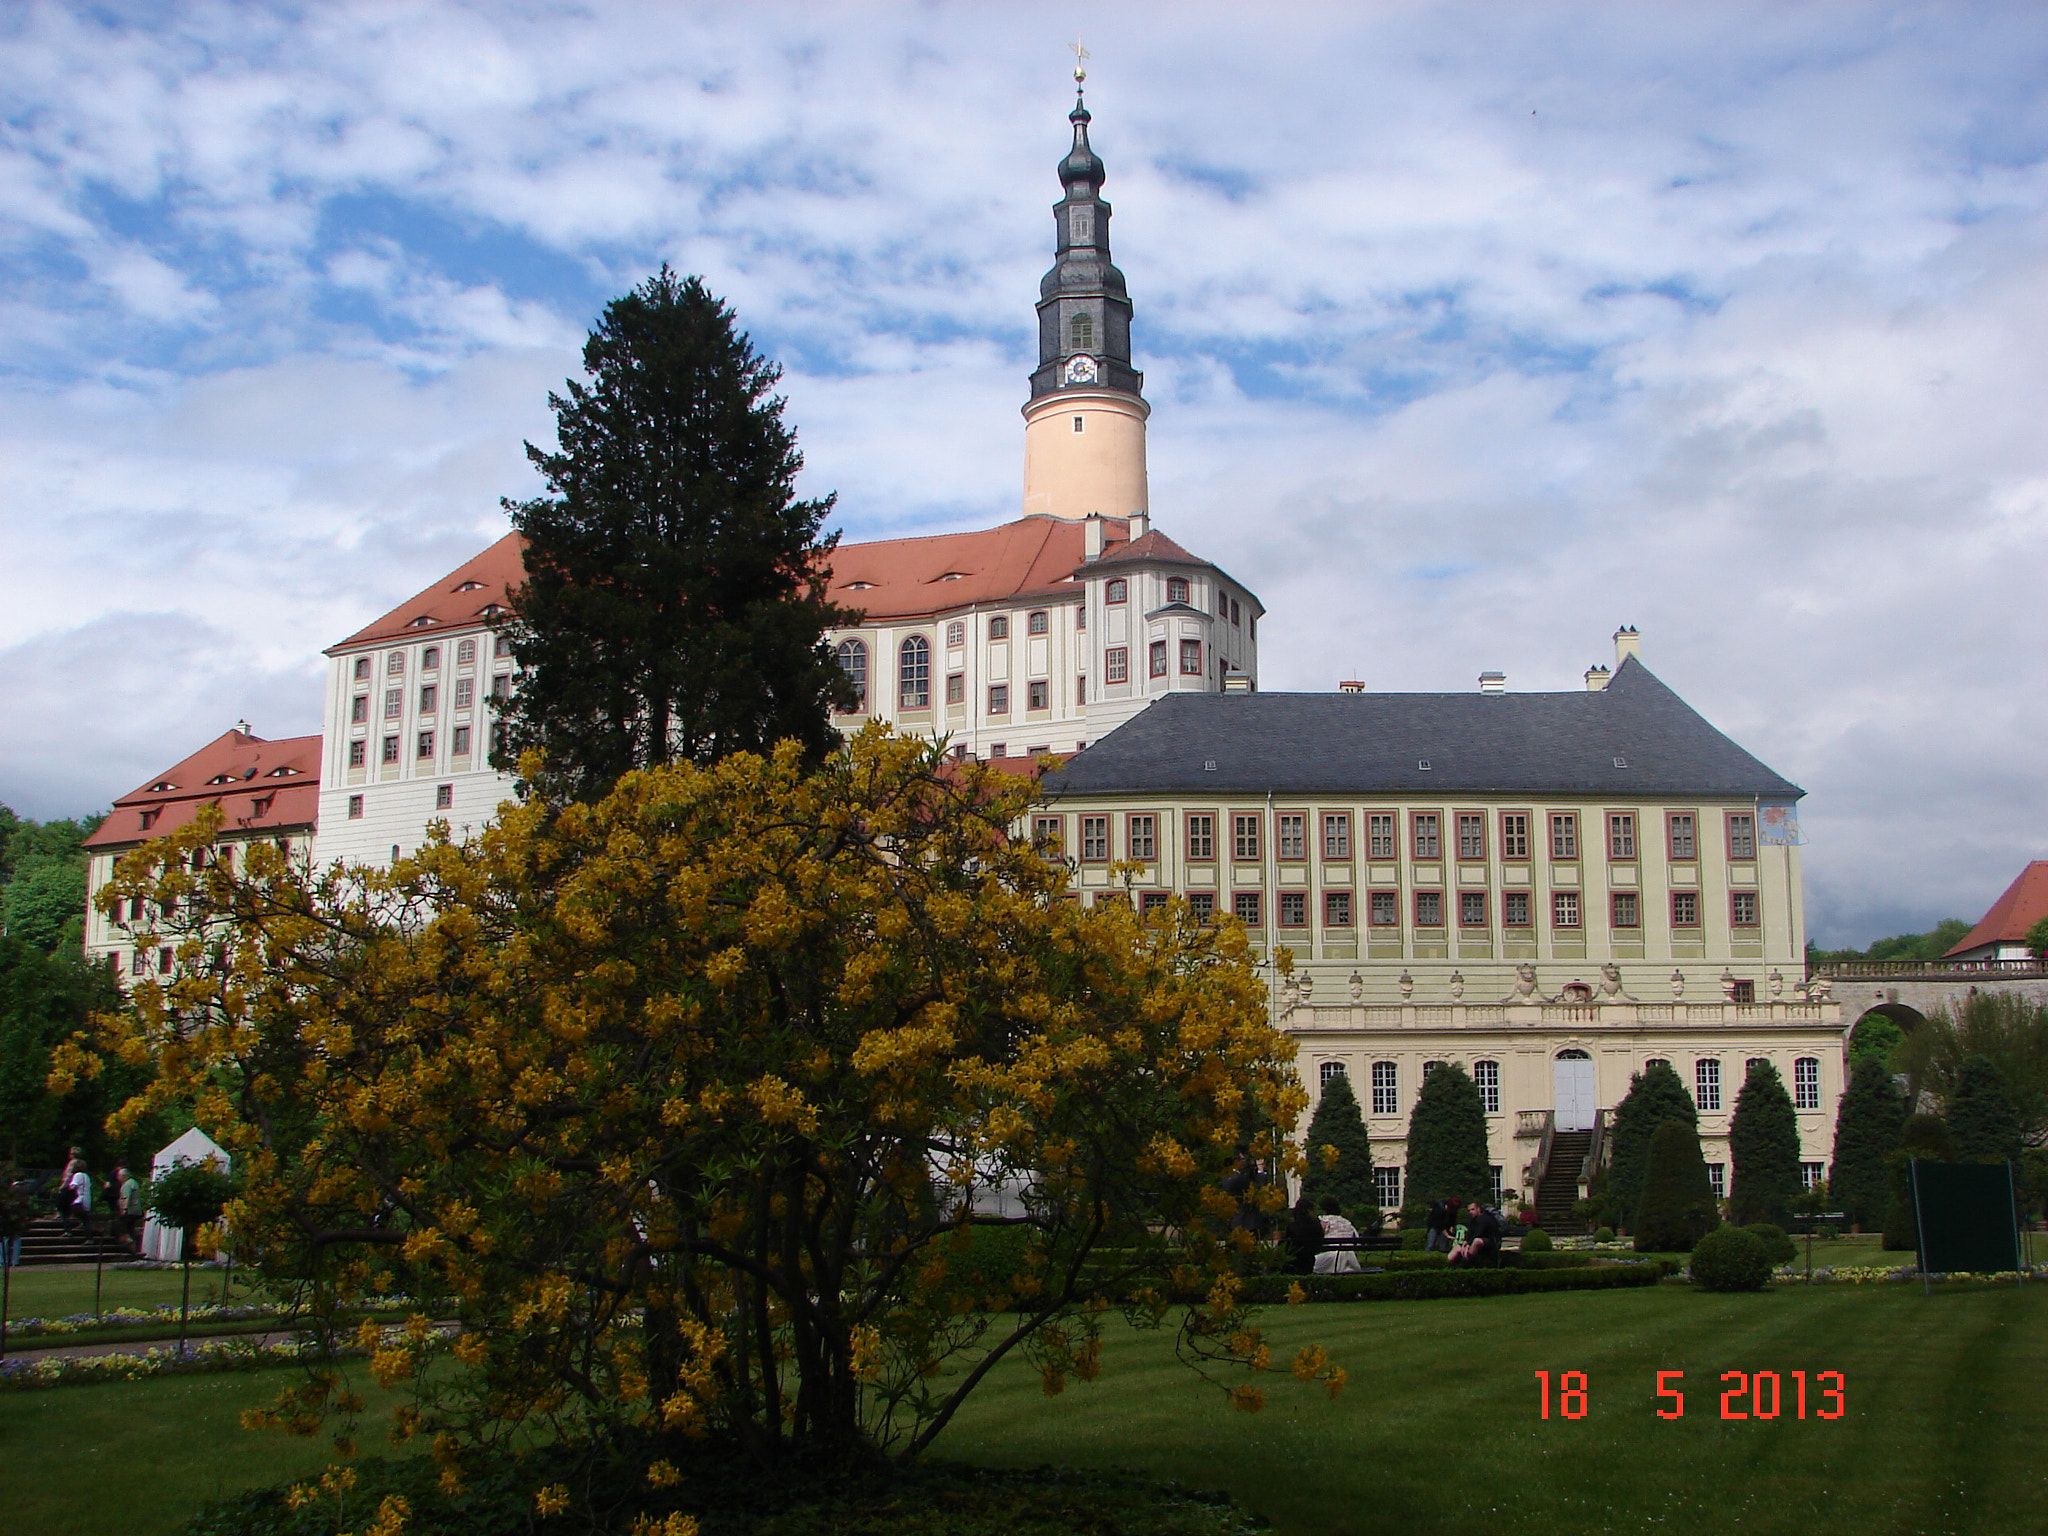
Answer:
[[1728, 1059, 1801, 1226], [1945, 1054, 2023, 1165], [1633, 1118, 1719, 1253], [1299, 1069, 1376, 1223], [1606, 1062, 1698, 1232], [1882, 1112, 1956, 1251], [1404, 1063, 1494, 1206], [1830, 1052, 1904, 1231]]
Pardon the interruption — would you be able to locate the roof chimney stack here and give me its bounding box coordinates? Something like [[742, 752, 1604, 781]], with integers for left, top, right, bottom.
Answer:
[[1584, 665, 1611, 692], [1083, 513, 1105, 561], [1478, 671, 1506, 695], [234, 719, 252, 736], [1613, 625, 1640, 666], [1338, 680, 1365, 694], [1127, 511, 1149, 540]]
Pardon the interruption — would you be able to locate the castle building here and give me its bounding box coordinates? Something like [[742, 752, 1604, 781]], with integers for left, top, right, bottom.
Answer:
[[83, 85, 1844, 1226], [308, 84, 1258, 871], [80, 727, 320, 978]]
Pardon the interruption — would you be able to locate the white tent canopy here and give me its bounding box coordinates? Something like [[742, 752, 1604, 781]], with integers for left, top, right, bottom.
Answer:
[[142, 1127, 232, 1263]]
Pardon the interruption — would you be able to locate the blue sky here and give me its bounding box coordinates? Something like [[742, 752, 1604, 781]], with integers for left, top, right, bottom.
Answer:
[[3, 1, 2046, 947]]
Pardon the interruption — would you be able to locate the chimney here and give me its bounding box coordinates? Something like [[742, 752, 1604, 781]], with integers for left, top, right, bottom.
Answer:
[[1222, 672, 1254, 695], [1127, 511, 1149, 540], [234, 719, 252, 735], [1083, 513, 1105, 561], [1478, 671, 1505, 695], [1584, 665, 1611, 692], [1338, 680, 1365, 694], [1613, 625, 1641, 665]]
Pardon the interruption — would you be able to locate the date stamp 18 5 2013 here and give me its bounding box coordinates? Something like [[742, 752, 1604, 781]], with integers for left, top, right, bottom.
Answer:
[[1535, 1371, 1846, 1420]]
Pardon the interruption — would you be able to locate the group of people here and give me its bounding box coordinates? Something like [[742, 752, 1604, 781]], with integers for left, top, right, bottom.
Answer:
[[1282, 1191, 1507, 1274], [44, 1147, 147, 1251]]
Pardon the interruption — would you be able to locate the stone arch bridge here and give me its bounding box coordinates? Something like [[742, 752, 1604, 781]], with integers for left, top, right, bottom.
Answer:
[[1809, 959, 2048, 1032]]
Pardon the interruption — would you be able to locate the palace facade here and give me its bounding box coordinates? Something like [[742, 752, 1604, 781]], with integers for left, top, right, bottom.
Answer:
[[82, 84, 1843, 1222]]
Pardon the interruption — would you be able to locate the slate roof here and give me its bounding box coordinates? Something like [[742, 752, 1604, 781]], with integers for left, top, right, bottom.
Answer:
[[1043, 657, 1803, 800]]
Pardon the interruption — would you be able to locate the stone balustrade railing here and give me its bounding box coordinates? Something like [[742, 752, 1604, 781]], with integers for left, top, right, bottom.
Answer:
[[1279, 997, 1842, 1030]]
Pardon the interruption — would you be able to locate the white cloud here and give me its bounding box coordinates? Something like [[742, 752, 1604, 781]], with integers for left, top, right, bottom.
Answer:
[[1, 1, 2046, 946]]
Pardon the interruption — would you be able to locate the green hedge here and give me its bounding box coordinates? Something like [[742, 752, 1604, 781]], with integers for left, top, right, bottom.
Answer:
[[1246, 1260, 1675, 1304], [1373, 1251, 1594, 1273]]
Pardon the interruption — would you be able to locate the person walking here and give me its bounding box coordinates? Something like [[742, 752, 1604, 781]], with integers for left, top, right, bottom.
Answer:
[[116, 1166, 144, 1250], [54, 1146, 85, 1235], [68, 1159, 95, 1234]]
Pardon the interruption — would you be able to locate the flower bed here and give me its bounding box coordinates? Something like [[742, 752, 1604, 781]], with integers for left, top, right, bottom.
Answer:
[[0, 1335, 357, 1391], [1763, 1264, 2047, 1285]]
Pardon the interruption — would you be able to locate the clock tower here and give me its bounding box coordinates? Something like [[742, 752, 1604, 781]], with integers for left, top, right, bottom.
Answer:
[[1021, 82, 1151, 521]]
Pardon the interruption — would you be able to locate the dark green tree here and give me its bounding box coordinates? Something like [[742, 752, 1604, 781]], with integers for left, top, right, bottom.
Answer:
[[0, 936, 140, 1168], [1633, 1118, 1720, 1253], [1893, 993, 2048, 1144], [1728, 1059, 1801, 1225], [1829, 1052, 1905, 1230], [1403, 1063, 1494, 1205], [1605, 1061, 1698, 1231], [1847, 1013, 1904, 1069], [0, 804, 104, 957], [1882, 1112, 1956, 1251], [1945, 1054, 2023, 1165], [1300, 1068, 1376, 1221], [495, 267, 858, 799]]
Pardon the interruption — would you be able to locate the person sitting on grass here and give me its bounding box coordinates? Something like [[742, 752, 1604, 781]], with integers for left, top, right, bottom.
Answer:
[[1448, 1199, 1504, 1268], [1312, 1196, 1364, 1275]]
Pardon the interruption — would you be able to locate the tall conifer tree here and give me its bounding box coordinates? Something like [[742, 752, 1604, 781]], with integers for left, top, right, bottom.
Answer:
[[1634, 1119, 1719, 1253], [496, 268, 857, 799], [1945, 1054, 2023, 1165], [1728, 1059, 1801, 1225], [1300, 1069, 1376, 1220], [1882, 1112, 1956, 1251], [1403, 1063, 1494, 1205], [1829, 1052, 1904, 1230], [1605, 1061, 1698, 1231]]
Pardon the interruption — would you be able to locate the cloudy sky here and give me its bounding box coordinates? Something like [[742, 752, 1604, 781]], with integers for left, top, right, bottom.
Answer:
[[3, 2, 2044, 946]]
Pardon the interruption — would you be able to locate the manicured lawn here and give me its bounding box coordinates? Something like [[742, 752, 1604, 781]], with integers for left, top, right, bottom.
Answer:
[[936, 1281, 2048, 1536], [0, 1369, 420, 1536], [3, 1264, 250, 1323], [4, 1281, 2044, 1536]]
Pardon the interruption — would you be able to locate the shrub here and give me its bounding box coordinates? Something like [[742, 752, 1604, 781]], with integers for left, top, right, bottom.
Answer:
[[1521, 1228, 1553, 1252], [1688, 1226, 1773, 1292], [1244, 1262, 1675, 1306], [1607, 1063, 1699, 1228], [1593, 1226, 1616, 1242], [1634, 1119, 1719, 1253], [1741, 1223, 1797, 1266], [1399, 1227, 1426, 1250]]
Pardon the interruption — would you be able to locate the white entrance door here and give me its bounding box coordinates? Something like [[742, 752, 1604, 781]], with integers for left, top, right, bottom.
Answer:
[[1553, 1052, 1596, 1132]]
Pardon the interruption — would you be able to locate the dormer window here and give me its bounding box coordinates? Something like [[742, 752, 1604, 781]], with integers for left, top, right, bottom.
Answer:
[[139, 810, 159, 829], [149, 781, 176, 793], [480, 603, 505, 618], [409, 615, 436, 627], [206, 773, 236, 785], [845, 580, 876, 591], [1106, 578, 1127, 605], [1167, 578, 1189, 605], [265, 765, 300, 777], [454, 580, 485, 592]]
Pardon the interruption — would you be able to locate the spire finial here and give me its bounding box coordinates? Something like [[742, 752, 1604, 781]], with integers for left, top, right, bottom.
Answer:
[[1069, 35, 1090, 87]]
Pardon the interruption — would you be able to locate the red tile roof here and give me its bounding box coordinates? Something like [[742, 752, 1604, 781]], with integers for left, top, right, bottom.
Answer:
[[1945, 861, 2048, 956], [328, 533, 528, 653], [327, 514, 1252, 650], [84, 729, 322, 850], [827, 516, 1127, 621]]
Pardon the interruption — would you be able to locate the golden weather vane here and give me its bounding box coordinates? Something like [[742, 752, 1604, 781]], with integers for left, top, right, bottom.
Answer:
[[1070, 36, 1090, 85]]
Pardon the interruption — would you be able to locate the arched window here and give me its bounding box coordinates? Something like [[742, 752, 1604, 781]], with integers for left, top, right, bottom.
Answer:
[[835, 638, 868, 712], [1106, 578, 1127, 605], [1794, 1057, 1821, 1110], [1320, 1060, 1346, 1088], [1474, 1059, 1500, 1115], [898, 635, 930, 709], [456, 639, 476, 665], [1070, 313, 1095, 351], [1371, 1061, 1398, 1115]]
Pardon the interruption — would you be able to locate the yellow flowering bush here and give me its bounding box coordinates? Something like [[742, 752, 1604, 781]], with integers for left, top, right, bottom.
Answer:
[[62, 727, 1320, 1475]]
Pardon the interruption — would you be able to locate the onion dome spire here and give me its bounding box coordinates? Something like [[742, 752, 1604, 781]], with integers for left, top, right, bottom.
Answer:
[[1030, 63, 1142, 403]]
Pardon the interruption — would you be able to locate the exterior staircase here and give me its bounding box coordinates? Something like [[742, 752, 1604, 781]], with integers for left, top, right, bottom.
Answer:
[[1533, 1130, 1593, 1236], [11, 1215, 137, 1268]]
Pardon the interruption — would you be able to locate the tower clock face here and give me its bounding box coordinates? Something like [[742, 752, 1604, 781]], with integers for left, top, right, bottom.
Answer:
[[1064, 354, 1098, 385]]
